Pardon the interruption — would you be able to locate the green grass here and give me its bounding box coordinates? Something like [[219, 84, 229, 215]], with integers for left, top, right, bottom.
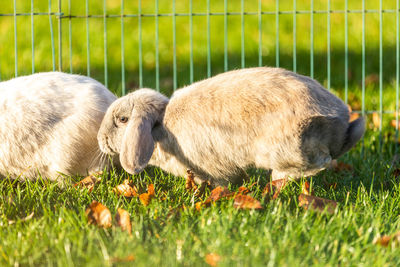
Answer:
[[1, 131, 400, 266], [1, 0, 400, 266]]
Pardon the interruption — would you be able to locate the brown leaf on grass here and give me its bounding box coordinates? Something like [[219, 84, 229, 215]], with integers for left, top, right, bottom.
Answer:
[[205, 253, 221, 267], [85, 201, 112, 228], [301, 181, 314, 195], [237, 182, 257, 195], [262, 178, 287, 199], [115, 208, 132, 235], [139, 184, 156, 206], [139, 193, 152, 206], [391, 120, 399, 128], [208, 186, 234, 201], [372, 112, 381, 128], [238, 186, 250, 195], [233, 194, 262, 210], [113, 179, 138, 197], [148, 184, 155, 197], [195, 198, 212, 211], [330, 159, 353, 172], [74, 173, 101, 192], [185, 170, 198, 191], [374, 232, 400, 247], [110, 255, 135, 263], [298, 194, 337, 214]]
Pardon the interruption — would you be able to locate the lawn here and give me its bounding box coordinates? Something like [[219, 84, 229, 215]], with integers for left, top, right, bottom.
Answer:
[[1, 131, 400, 266], [1, 0, 400, 266]]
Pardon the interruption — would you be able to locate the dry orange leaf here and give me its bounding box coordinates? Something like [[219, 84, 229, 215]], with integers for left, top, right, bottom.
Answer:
[[391, 119, 399, 128], [375, 232, 400, 247], [262, 178, 287, 199], [238, 186, 250, 195], [139, 193, 152, 206], [85, 200, 112, 228], [139, 184, 156, 206], [233, 194, 262, 210], [113, 179, 138, 197], [372, 112, 381, 128], [205, 253, 221, 267], [330, 159, 353, 172], [185, 170, 198, 191], [115, 208, 132, 235], [74, 174, 101, 192], [110, 255, 135, 263], [208, 186, 234, 202], [298, 194, 337, 214], [301, 181, 313, 195], [148, 184, 155, 197]]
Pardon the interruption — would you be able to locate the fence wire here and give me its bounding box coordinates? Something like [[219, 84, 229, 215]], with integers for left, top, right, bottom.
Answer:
[[0, 0, 399, 140]]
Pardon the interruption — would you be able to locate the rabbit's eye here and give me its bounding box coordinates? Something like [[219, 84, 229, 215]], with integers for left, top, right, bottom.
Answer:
[[119, 116, 129, 123]]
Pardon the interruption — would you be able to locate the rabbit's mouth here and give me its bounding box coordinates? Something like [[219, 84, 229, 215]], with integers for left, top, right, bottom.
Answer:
[[99, 136, 117, 155]]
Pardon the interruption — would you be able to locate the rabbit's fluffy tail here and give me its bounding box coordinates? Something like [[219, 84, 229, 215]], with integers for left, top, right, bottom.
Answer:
[[339, 117, 366, 156]]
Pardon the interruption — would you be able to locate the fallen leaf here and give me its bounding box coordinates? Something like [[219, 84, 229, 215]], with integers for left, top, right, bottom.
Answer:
[[330, 160, 353, 172], [74, 174, 101, 192], [139, 184, 156, 206], [195, 202, 203, 211], [238, 186, 250, 195], [262, 178, 287, 199], [391, 119, 400, 129], [302, 181, 313, 195], [113, 179, 138, 197], [185, 170, 198, 191], [85, 201, 112, 228], [110, 255, 135, 263], [208, 186, 234, 202], [372, 112, 381, 128], [148, 184, 155, 197], [233, 194, 262, 210], [195, 198, 212, 211], [205, 253, 221, 267], [298, 194, 337, 214], [139, 193, 152, 206], [115, 208, 132, 235], [374, 232, 400, 247], [237, 182, 257, 195]]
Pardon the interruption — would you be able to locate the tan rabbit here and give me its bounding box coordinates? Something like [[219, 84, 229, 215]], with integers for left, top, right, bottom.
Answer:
[[0, 72, 117, 180], [98, 67, 365, 186]]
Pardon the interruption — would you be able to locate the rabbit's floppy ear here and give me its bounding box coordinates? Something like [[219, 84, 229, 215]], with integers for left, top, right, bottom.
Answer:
[[120, 114, 155, 174]]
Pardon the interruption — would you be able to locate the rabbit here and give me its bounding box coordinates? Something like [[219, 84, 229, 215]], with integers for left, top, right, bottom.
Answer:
[[0, 72, 118, 181], [98, 67, 365, 186]]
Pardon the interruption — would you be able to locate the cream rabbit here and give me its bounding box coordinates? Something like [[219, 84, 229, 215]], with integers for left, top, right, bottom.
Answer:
[[98, 67, 365, 186], [0, 72, 117, 180]]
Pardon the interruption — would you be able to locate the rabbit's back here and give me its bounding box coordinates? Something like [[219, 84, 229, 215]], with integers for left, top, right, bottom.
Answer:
[[164, 67, 350, 183], [0, 72, 116, 179]]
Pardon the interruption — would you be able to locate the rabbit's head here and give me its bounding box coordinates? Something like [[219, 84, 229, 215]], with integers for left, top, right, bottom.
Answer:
[[98, 88, 169, 174]]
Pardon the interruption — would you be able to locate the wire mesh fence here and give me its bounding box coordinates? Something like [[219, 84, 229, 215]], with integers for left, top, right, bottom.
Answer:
[[0, 0, 399, 136]]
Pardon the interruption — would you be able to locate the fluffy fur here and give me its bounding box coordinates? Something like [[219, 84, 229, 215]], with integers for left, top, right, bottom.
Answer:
[[98, 67, 365, 186], [0, 72, 117, 180]]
